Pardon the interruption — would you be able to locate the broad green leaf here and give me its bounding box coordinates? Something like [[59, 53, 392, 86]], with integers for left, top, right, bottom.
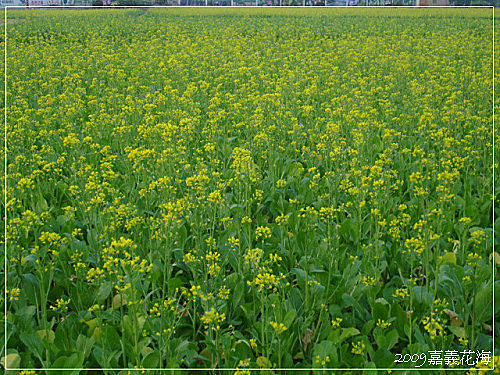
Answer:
[[232, 280, 245, 307], [384, 329, 399, 350], [19, 332, 44, 361], [2, 353, 21, 369], [474, 282, 493, 323], [448, 326, 467, 339], [37, 329, 55, 344], [333, 327, 360, 345], [142, 351, 160, 368], [96, 282, 113, 303], [283, 309, 296, 327]]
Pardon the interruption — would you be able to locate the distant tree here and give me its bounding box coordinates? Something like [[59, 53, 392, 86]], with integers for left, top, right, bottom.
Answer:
[[114, 0, 150, 4]]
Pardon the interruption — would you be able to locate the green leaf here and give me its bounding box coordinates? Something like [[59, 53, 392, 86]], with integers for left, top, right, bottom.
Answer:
[[100, 326, 121, 351], [313, 340, 334, 358], [112, 294, 126, 308], [96, 281, 113, 303], [84, 318, 99, 330], [292, 268, 307, 285], [19, 332, 44, 361], [474, 281, 493, 323], [289, 287, 303, 311], [167, 277, 184, 292], [35, 195, 49, 211], [373, 348, 394, 367], [411, 286, 433, 306], [22, 274, 40, 302], [142, 351, 160, 368], [373, 298, 389, 320], [75, 335, 94, 360], [37, 329, 55, 344], [339, 218, 357, 242], [362, 319, 375, 336], [333, 327, 360, 345], [232, 280, 245, 307], [384, 329, 399, 350], [362, 361, 377, 374], [50, 352, 84, 371], [288, 161, 304, 177], [17, 305, 36, 318], [92, 346, 108, 368], [174, 339, 191, 357], [390, 303, 408, 337], [233, 341, 253, 360], [448, 325, 467, 339], [2, 353, 21, 369], [239, 303, 255, 322], [283, 309, 296, 327], [495, 281, 500, 317]]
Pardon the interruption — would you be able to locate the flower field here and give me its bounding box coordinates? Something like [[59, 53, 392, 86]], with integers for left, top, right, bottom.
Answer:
[[1, 7, 497, 372]]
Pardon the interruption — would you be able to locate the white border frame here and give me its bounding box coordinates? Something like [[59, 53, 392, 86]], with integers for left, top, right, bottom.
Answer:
[[2, 4, 495, 372]]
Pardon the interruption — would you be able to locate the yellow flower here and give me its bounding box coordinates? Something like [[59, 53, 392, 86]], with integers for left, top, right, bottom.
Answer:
[[244, 247, 263, 267], [217, 286, 230, 300], [255, 226, 271, 240], [275, 213, 289, 226], [469, 230, 486, 246], [376, 319, 391, 329], [18, 177, 35, 190], [351, 341, 366, 355], [361, 275, 376, 287], [269, 253, 282, 262], [227, 236, 240, 250], [7, 288, 20, 301], [247, 272, 285, 293], [207, 189, 223, 203], [404, 237, 425, 255], [314, 354, 331, 366], [276, 179, 286, 188], [466, 252, 481, 267], [459, 217, 472, 225], [241, 216, 252, 224], [269, 321, 287, 334], [331, 317, 342, 327], [183, 252, 197, 263], [50, 298, 71, 312], [421, 314, 444, 340], [231, 147, 260, 182], [250, 338, 257, 349], [201, 308, 225, 330], [393, 287, 409, 299]]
